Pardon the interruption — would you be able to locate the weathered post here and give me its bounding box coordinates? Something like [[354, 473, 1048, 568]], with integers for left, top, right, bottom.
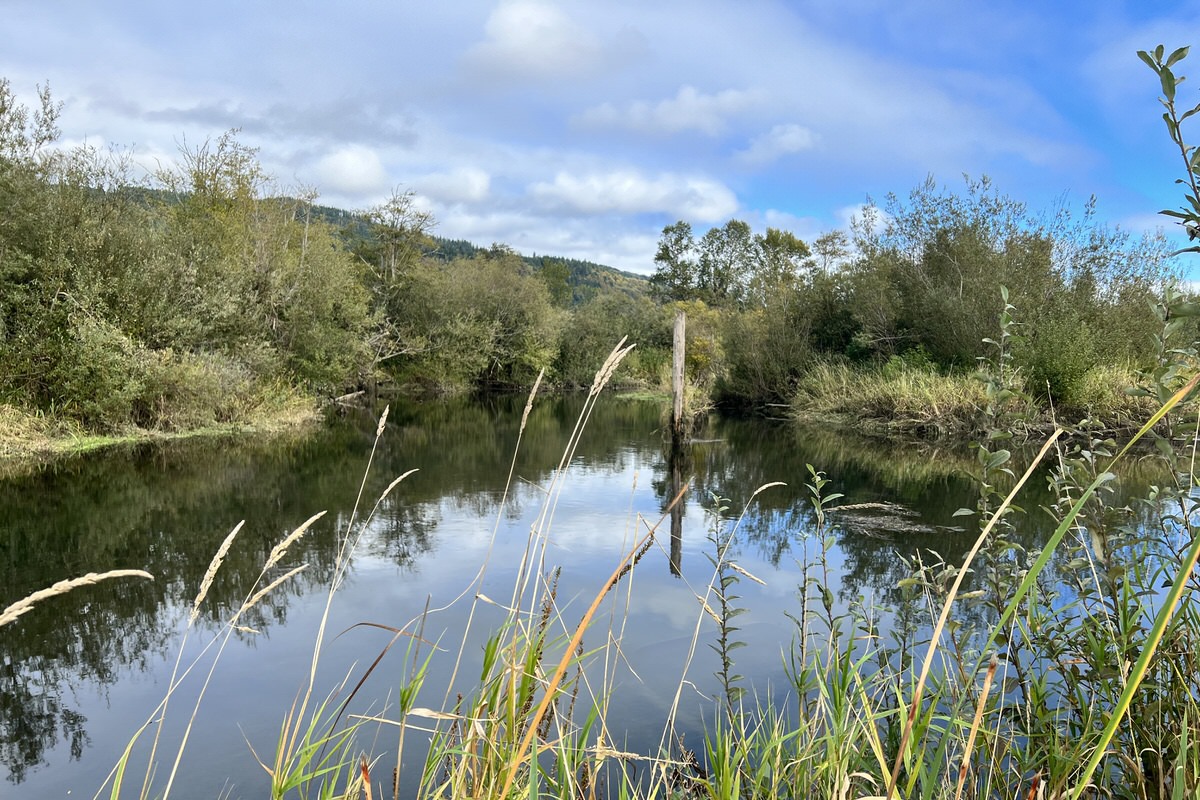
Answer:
[[668, 309, 687, 576], [671, 310, 686, 449]]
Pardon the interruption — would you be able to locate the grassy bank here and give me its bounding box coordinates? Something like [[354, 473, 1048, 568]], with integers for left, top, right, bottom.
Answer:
[[789, 359, 1160, 438], [0, 392, 321, 466]]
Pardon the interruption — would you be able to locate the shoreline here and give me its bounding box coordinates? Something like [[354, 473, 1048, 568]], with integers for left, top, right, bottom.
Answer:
[[0, 399, 323, 473]]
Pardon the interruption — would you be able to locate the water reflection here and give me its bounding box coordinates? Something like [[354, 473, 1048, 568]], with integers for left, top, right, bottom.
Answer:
[[0, 396, 1170, 795]]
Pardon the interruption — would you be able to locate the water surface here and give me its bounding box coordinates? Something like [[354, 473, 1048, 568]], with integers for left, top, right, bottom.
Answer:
[[0, 394, 1118, 798]]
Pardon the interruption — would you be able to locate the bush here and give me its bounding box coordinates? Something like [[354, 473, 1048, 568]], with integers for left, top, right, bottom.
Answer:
[[133, 350, 259, 430]]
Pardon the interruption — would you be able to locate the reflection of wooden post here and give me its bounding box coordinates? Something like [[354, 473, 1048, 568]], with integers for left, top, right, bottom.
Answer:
[[672, 310, 686, 448], [669, 455, 684, 577]]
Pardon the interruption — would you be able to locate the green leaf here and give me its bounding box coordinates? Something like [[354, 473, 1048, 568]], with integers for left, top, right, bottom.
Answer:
[[952, 507, 976, 517], [986, 449, 1012, 471], [1138, 49, 1159, 71], [1162, 67, 1178, 100], [1167, 46, 1191, 68], [1168, 300, 1200, 317]]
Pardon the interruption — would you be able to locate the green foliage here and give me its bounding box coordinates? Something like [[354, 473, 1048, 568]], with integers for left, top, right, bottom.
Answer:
[[380, 252, 562, 392], [553, 293, 670, 388], [1139, 44, 1200, 252], [536, 258, 573, 307], [718, 299, 812, 405], [705, 493, 747, 715], [850, 176, 1174, 384], [648, 220, 698, 303], [0, 83, 373, 431]]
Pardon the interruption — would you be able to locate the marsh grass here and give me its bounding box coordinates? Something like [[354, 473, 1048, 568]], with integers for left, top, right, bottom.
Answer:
[[792, 361, 1004, 436], [9, 330, 1200, 799], [792, 358, 1167, 442]]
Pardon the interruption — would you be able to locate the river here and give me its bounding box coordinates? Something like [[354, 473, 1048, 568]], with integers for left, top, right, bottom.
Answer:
[[0, 393, 1112, 798]]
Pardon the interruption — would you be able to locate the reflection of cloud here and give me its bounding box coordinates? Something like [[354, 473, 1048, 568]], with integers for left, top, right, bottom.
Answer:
[[735, 123, 817, 165], [577, 86, 763, 136], [530, 170, 738, 222]]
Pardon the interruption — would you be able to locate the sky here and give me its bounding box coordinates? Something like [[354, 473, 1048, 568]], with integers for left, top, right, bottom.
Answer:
[[3, 0, 1200, 275]]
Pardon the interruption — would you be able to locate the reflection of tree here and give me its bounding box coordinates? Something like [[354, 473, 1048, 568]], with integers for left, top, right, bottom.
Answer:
[[1, 395, 1174, 784], [0, 394, 666, 782]]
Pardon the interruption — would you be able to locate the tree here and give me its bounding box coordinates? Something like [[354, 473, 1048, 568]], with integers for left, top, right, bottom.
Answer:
[[649, 221, 698, 303], [812, 230, 849, 275], [747, 227, 811, 306], [696, 219, 754, 306], [360, 189, 435, 284], [847, 174, 1174, 394], [537, 258, 573, 306]]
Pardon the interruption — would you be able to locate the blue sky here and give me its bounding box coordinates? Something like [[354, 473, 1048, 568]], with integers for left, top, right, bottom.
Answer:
[[3, 0, 1199, 274]]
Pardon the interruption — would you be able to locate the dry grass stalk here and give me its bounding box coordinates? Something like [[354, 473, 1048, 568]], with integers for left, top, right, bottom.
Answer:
[[0, 569, 154, 628], [377, 469, 419, 507], [190, 520, 244, 624], [240, 564, 309, 616], [264, 511, 327, 571], [728, 562, 765, 586], [589, 339, 635, 398], [521, 369, 545, 430], [954, 654, 999, 800]]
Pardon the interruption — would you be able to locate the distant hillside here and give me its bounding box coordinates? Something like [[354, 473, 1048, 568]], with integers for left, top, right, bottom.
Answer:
[[307, 203, 649, 305], [426, 237, 648, 304]]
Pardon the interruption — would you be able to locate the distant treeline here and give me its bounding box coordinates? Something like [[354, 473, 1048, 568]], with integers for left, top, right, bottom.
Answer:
[[0, 78, 1191, 438]]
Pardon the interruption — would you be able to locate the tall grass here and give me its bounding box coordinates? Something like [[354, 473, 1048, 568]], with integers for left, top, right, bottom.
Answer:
[[791, 359, 1159, 437], [792, 360, 1002, 436], [6, 332, 1200, 799]]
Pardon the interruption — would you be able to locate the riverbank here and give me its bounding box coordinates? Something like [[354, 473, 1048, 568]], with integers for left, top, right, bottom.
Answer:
[[788, 360, 1161, 438], [0, 395, 322, 469]]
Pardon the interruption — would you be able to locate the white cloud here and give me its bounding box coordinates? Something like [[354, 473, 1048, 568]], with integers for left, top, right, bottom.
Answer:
[[529, 170, 738, 221], [462, 0, 644, 82], [413, 167, 491, 205], [576, 85, 764, 136], [311, 145, 389, 197], [735, 123, 818, 165]]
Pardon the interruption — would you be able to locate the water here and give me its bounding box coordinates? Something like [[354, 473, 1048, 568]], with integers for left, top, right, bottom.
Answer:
[[0, 394, 1129, 798]]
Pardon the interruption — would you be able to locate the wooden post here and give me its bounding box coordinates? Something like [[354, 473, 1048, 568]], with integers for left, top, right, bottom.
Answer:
[[671, 310, 686, 447]]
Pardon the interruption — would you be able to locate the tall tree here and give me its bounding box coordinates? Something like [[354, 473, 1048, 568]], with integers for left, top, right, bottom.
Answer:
[[747, 227, 811, 306], [812, 230, 849, 275], [697, 219, 754, 306], [649, 221, 698, 302]]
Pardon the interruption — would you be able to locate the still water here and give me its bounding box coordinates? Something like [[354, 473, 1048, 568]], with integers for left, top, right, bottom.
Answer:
[[0, 394, 1078, 798]]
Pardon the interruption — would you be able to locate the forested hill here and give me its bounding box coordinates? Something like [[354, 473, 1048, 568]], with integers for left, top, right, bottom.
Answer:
[[307, 202, 648, 305]]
